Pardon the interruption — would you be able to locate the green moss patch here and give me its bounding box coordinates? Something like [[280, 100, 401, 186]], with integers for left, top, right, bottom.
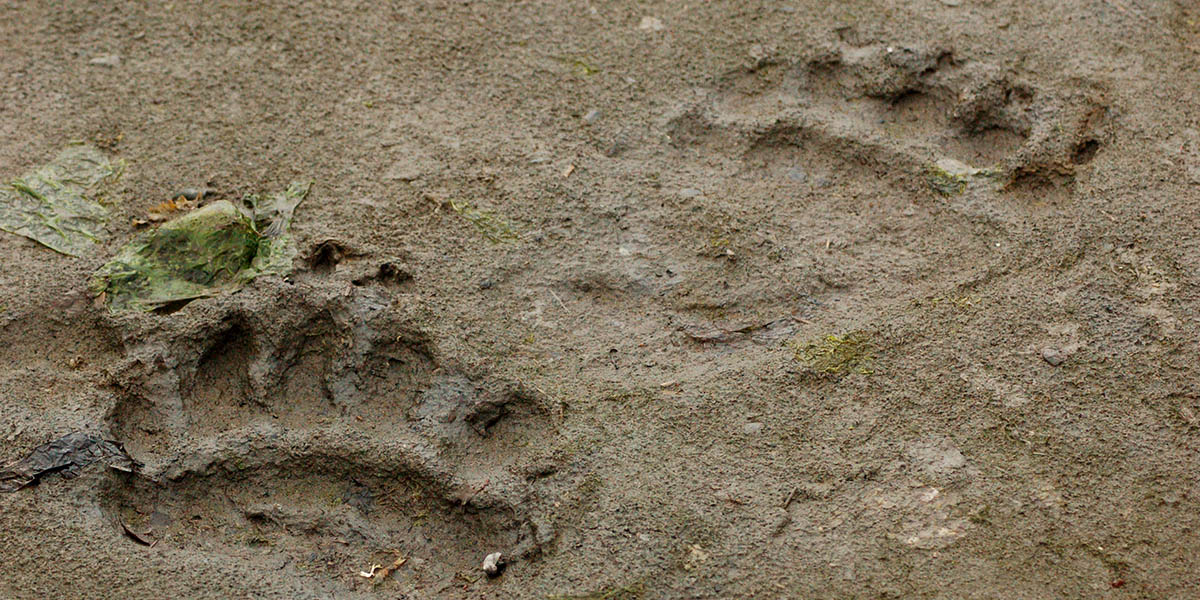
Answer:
[[450, 199, 519, 243], [792, 332, 876, 375], [925, 164, 969, 197]]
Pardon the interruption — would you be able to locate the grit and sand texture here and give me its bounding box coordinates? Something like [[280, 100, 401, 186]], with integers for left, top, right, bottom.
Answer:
[[2, 1, 1200, 598]]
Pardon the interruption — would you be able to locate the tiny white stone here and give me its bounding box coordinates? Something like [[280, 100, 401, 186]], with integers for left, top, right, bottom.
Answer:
[[89, 54, 121, 67], [483, 552, 504, 577]]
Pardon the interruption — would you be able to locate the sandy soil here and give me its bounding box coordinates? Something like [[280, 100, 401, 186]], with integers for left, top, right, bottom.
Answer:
[[2, 0, 1200, 598]]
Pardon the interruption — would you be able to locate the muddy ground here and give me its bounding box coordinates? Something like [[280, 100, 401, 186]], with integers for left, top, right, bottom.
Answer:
[[2, 0, 1200, 598]]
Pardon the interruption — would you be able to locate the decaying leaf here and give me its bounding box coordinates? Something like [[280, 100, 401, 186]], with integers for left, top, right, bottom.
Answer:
[[377, 555, 407, 581], [0, 431, 137, 492], [0, 145, 118, 256], [146, 196, 198, 222], [91, 182, 309, 312], [121, 520, 154, 546]]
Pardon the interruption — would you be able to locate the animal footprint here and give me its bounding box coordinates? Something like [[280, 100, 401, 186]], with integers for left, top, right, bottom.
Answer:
[[103, 275, 557, 587], [669, 43, 1109, 195]]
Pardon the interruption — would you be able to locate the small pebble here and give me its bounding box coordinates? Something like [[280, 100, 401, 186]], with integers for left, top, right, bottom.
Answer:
[[1041, 347, 1065, 366], [177, 188, 201, 201], [786, 167, 807, 183], [482, 552, 504, 578], [678, 188, 702, 198], [89, 54, 121, 67], [743, 422, 764, 435], [479, 279, 495, 290], [936, 157, 978, 177], [638, 16, 665, 32], [583, 109, 602, 123]]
